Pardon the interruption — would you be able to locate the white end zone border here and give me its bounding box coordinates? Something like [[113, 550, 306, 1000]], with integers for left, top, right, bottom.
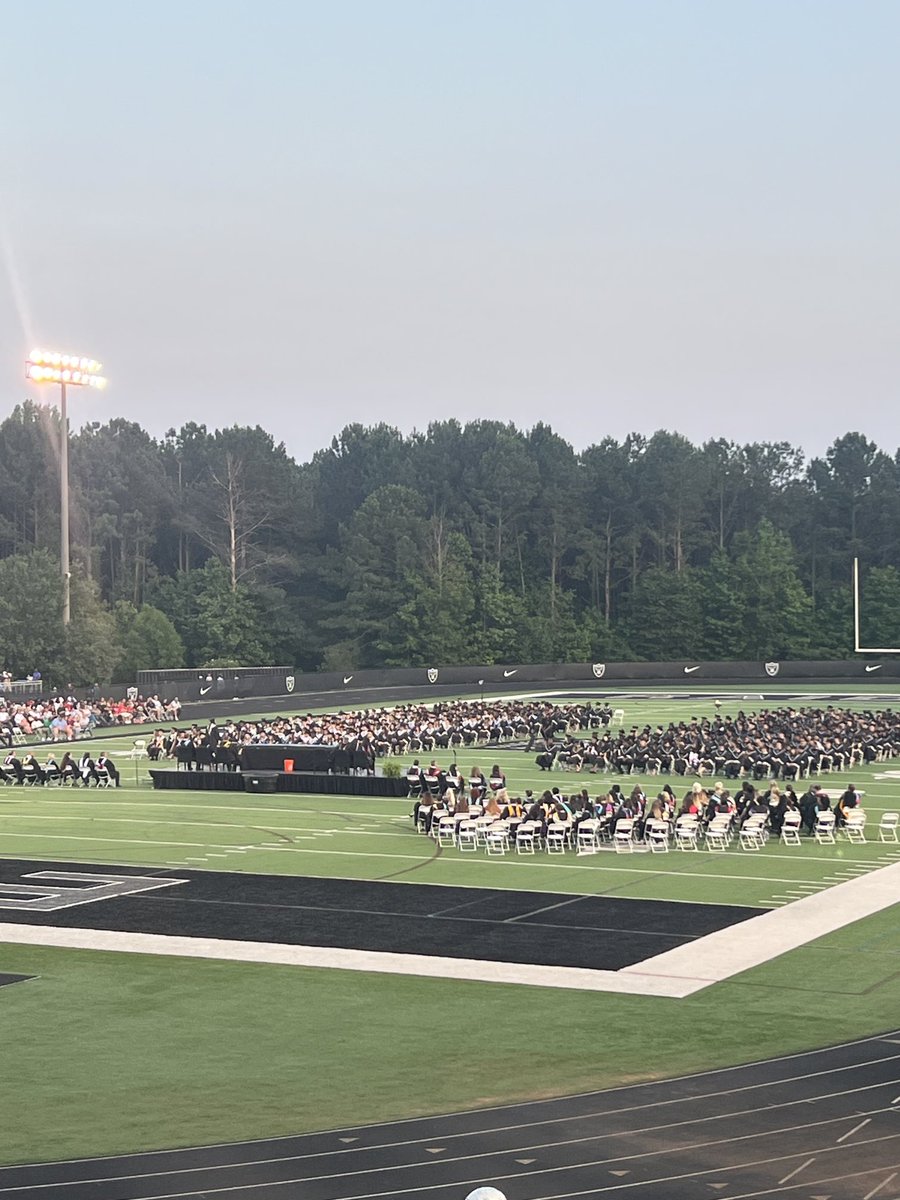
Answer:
[[1, 861, 898, 998]]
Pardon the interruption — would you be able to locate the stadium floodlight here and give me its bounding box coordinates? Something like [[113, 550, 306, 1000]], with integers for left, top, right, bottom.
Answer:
[[26, 348, 107, 625]]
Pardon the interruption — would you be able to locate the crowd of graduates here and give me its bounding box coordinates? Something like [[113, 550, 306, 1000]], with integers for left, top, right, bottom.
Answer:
[[409, 758, 865, 843], [1, 748, 121, 786]]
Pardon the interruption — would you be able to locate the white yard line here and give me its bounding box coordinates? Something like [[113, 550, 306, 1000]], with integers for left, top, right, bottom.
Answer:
[[619, 860, 900, 995]]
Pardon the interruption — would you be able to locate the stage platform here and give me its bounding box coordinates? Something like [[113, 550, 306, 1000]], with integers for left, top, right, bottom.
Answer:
[[149, 769, 409, 798]]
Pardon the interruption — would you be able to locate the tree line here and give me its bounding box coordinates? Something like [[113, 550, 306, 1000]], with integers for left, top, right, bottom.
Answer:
[[1, 402, 898, 685]]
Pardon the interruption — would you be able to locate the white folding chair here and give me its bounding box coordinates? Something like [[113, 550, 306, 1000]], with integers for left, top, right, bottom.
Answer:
[[546, 823, 568, 854], [611, 708, 625, 728], [673, 815, 699, 851], [645, 818, 670, 853], [843, 810, 867, 844], [780, 811, 802, 846], [576, 818, 600, 855], [95, 766, 113, 789], [814, 811, 836, 845], [515, 821, 537, 854], [613, 818, 635, 853], [473, 816, 495, 847], [705, 814, 732, 851], [456, 819, 478, 852], [417, 804, 435, 835], [740, 814, 768, 851], [879, 812, 899, 843], [129, 739, 148, 760], [435, 815, 457, 846], [485, 822, 510, 856]]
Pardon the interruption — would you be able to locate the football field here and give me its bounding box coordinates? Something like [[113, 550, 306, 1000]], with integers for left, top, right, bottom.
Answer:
[[1, 688, 899, 1168]]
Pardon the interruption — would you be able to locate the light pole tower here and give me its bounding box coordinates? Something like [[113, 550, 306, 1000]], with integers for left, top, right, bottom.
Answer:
[[26, 349, 106, 624]]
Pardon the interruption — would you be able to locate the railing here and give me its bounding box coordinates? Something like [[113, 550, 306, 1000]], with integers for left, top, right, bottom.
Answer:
[[0, 679, 43, 697]]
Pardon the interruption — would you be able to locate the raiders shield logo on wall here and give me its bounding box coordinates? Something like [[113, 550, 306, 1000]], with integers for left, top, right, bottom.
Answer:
[[592, 663, 606, 679], [427, 668, 439, 684], [285, 676, 295, 693], [764, 662, 780, 677]]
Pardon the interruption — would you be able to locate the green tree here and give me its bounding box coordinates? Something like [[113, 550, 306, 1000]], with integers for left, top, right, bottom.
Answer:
[[856, 566, 900, 652], [733, 520, 814, 658], [115, 603, 186, 680], [0, 402, 61, 556], [329, 485, 429, 667], [0, 550, 66, 678], [393, 527, 476, 665], [62, 575, 122, 686], [148, 561, 272, 666], [699, 551, 748, 659], [624, 567, 705, 660]]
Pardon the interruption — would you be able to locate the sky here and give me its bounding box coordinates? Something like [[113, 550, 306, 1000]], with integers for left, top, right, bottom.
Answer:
[[1, 0, 897, 466]]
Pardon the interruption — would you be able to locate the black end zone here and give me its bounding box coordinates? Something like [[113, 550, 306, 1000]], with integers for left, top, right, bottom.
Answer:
[[0, 974, 36, 988], [0, 859, 760, 973]]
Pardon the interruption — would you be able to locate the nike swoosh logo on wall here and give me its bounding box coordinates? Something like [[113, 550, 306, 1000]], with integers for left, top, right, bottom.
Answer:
[[199, 686, 212, 695], [503, 669, 517, 678], [343, 675, 354, 684], [865, 664, 882, 672], [683, 666, 700, 674]]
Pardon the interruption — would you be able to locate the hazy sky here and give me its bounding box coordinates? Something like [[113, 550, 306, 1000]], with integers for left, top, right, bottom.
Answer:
[[1, 0, 897, 465]]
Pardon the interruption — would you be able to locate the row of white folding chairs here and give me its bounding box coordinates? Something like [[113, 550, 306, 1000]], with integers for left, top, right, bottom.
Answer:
[[444, 816, 577, 855], [435, 808, 898, 856]]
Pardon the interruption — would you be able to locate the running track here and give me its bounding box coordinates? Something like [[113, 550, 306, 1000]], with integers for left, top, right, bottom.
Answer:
[[3, 1032, 899, 1199]]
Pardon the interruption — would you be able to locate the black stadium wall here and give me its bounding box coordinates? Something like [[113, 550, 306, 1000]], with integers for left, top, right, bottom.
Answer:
[[136, 660, 900, 704]]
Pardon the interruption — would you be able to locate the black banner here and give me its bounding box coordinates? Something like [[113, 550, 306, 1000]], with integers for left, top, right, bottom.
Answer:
[[137, 659, 900, 707]]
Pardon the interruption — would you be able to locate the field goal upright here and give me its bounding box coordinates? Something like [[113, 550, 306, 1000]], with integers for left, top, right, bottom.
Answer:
[[853, 557, 900, 653]]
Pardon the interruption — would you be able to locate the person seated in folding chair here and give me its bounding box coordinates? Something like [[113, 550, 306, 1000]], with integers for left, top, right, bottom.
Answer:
[[43, 755, 62, 785], [701, 782, 726, 826], [488, 764, 507, 792], [468, 766, 488, 802], [501, 794, 524, 824], [612, 789, 641, 836], [483, 789, 504, 819], [147, 730, 166, 761], [22, 753, 46, 785], [739, 790, 769, 829], [405, 759, 423, 804], [798, 784, 822, 835], [97, 752, 120, 787], [763, 783, 785, 835], [444, 763, 464, 798], [59, 751, 79, 785], [835, 784, 861, 829], [642, 794, 670, 836], [423, 792, 448, 835], [547, 796, 573, 841], [782, 784, 801, 823], [3, 751, 25, 784], [79, 750, 100, 787], [423, 760, 443, 798]]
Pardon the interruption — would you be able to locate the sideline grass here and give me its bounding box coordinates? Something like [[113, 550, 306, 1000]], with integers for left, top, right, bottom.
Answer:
[[1, 905, 898, 1165]]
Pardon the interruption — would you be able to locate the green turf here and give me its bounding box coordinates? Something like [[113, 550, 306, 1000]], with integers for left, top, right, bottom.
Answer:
[[1, 904, 898, 1166], [2, 688, 900, 1165], [2, 753, 898, 907]]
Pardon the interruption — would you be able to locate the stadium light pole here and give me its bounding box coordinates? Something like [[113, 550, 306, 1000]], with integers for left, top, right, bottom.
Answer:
[[25, 349, 107, 625]]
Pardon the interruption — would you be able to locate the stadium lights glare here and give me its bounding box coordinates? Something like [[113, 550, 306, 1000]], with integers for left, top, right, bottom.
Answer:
[[25, 346, 107, 625], [27, 348, 106, 388]]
